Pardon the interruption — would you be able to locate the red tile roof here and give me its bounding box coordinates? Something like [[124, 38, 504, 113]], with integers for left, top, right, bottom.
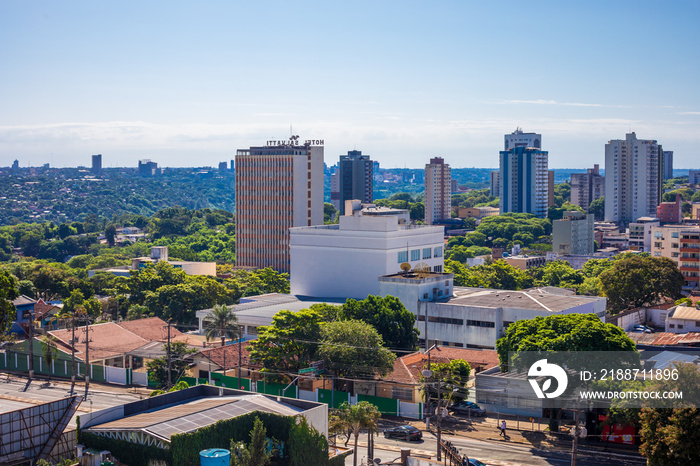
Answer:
[[385, 347, 499, 384], [117, 317, 177, 341], [33, 299, 60, 320], [194, 342, 255, 370], [49, 322, 149, 363]]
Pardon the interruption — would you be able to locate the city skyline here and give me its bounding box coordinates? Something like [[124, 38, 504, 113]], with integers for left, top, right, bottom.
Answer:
[[1, 1, 699, 169]]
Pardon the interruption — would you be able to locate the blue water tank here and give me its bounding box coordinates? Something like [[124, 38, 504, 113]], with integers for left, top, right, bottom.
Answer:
[[200, 448, 230, 466]]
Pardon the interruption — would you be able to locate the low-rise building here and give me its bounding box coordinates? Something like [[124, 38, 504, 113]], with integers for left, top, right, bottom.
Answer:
[[89, 246, 216, 277], [657, 195, 682, 224], [628, 217, 660, 251], [552, 211, 595, 255], [290, 200, 444, 299], [379, 273, 606, 350], [665, 305, 700, 333], [649, 225, 700, 290], [502, 255, 547, 270]]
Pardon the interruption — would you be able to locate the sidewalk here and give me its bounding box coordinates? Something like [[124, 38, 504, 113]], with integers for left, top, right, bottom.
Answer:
[[399, 415, 641, 458]]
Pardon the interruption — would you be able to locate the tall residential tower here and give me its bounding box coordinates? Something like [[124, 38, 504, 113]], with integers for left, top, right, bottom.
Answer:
[[604, 132, 663, 225], [571, 164, 605, 211], [235, 138, 324, 272], [330, 150, 374, 214], [499, 146, 549, 218], [424, 157, 452, 224]]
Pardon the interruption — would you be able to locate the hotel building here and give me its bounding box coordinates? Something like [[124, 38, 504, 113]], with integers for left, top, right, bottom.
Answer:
[[235, 139, 324, 272]]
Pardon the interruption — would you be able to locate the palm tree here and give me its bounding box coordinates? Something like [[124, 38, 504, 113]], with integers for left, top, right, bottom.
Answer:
[[204, 304, 238, 377], [40, 335, 59, 382], [337, 401, 381, 466]]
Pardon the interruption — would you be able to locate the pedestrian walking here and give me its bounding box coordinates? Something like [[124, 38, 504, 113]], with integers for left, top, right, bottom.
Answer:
[[500, 420, 507, 437]]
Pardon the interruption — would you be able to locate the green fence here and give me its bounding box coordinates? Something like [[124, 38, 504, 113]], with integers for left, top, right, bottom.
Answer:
[[318, 389, 350, 409], [357, 394, 399, 415], [211, 374, 252, 391], [257, 380, 296, 398]]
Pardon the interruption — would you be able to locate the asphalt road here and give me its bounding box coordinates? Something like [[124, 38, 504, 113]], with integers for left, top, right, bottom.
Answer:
[[345, 431, 646, 466]]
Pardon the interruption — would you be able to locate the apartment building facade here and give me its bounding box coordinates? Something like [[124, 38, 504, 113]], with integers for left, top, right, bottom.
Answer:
[[425, 157, 452, 225]]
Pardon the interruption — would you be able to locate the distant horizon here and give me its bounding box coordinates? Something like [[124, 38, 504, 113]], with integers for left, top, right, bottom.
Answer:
[[2, 2, 698, 168]]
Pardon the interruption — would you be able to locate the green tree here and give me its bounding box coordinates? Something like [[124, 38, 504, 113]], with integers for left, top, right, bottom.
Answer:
[[0, 269, 19, 338], [40, 335, 59, 381], [528, 260, 584, 289], [146, 341, 197, 389], [639, 408, 700, 465], [496, 314, 637, 372], [324, 202, 337, 224], [204, 304, 239, 372], [600, 255, 685, 314], [336, 401, 381, 466], [288, 416, 329, 466], [249, 308, 325, 372], [339, 295, 419, 352], [230, 417, 274, 466], [318, 320, 396, 379], [104, 224, 117, 246], [588, 196, 604, 220], [422, 359, 471, 403]]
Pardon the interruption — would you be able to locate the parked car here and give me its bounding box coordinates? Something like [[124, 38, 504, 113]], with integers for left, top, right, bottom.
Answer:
[[633, 325, 654, 333], [468, 459, 488, 466], [383, 425, 423, 441], [450, 401, 486, 417]]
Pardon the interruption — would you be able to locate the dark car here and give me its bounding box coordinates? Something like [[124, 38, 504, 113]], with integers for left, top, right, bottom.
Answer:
[[468, 459, 487, 466], [450, 401, 486, 417], [383, 425, 423, 441]]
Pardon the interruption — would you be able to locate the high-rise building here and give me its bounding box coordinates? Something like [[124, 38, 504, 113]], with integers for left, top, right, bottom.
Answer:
[[330, 150, 373, 214], [91, 154, 102, 174], [218, 161, 227, 172], [235, 138, 324, 273], [548, 170, 555, 208], [504, 128, 541, 150], [499, 146, 549, 218], [424, 157, 452, 224], [571, 164, 605, 211], [604, 132, 663, 225], [489, 170, 500, 197], [663, 151, 673, 180], [138, 159, 158, 177], [552, 211, 595, 255], [689, 169, 700, 185]]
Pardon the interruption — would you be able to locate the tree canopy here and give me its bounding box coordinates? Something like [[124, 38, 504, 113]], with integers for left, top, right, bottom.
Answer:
[[0, 269, 18, 338], [496, 314, 637, 372], [599, 255, 685, 314], [318, 319, 396, 379]]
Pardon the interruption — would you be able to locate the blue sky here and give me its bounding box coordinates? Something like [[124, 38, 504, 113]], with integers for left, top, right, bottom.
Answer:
[[1, 1, 698, 169]]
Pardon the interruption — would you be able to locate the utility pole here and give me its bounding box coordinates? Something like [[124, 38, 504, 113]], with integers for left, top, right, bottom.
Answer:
[[238, 324, 242, 389], [70, 314, 76, 385], [166, 320, 172, 390], [436, 379, 442, 461], [84, 314, 91, 399], [27, 309, 34, 380], [571, 401, 581, 466]]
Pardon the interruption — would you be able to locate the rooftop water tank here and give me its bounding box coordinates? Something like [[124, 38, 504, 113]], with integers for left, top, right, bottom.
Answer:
[[200, 448, 230, 466]]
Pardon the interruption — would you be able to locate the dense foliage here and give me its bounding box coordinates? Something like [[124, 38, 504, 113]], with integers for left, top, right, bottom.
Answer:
[[249, 296, 415, 377], [0, 167, 235, 226], [599, 255, 685, 314], [496, 314, 637, 372]]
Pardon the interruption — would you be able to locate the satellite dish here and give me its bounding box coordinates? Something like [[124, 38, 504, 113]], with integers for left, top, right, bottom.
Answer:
[[414, 263, 430, 273], [400, 262, 411, 272]]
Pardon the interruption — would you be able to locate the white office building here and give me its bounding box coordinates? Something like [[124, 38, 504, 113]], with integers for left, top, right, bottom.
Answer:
[[290, 201, 445, 299], [378, 273, 607, 350]]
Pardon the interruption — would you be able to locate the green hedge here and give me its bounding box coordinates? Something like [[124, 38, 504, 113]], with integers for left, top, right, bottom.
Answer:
[[170, 411, 295, 465], [80, 432, 172, 466]]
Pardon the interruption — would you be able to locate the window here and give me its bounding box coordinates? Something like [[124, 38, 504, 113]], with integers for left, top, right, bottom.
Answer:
[[428, 316, 463, 325], [672, 232, 679, 238], [411, 249, 420, 261], [392, 387, 413, 401], [434, 246, 443, 257], [433, 265, 442, 273], [669, 324, 675, 328], [398, 251, 408, 263], [423, 248, 432, 259], [695, 321, 700, 327], [466, 320, 495, 328], [672, 243, 679, 249], [678, 324, 684, 329]]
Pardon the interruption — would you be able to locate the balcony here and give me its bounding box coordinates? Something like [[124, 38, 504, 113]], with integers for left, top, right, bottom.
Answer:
[[681, 256, 700, 262], [680, 246, 700, 253], [680, 266, 700, 272]]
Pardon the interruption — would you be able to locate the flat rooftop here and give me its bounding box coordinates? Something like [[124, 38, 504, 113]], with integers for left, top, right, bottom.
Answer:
[[447, 287, 602, 313], [85, 394, 301, 442]]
